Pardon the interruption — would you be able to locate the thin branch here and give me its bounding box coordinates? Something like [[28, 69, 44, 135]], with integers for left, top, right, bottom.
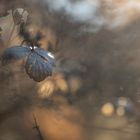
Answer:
[[6, 23, 16, 46], [33, 114, 45, 140]]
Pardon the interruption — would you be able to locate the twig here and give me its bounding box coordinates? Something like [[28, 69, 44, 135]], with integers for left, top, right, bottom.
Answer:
[[33, 114, 45, 140], [6, 23, 16, 46]]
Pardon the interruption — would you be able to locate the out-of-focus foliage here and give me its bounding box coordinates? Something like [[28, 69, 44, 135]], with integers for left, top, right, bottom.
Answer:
[[37, 73, 69, 98], [37, 73, 82, 98]]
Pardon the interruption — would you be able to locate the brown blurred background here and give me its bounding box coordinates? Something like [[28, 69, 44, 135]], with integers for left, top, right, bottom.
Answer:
[[0, 0, 140, 140]]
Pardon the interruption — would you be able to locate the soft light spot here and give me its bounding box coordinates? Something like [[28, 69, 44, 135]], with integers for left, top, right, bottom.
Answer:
[[101, 102, 114, 117], [116, 106, 125, 116]]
